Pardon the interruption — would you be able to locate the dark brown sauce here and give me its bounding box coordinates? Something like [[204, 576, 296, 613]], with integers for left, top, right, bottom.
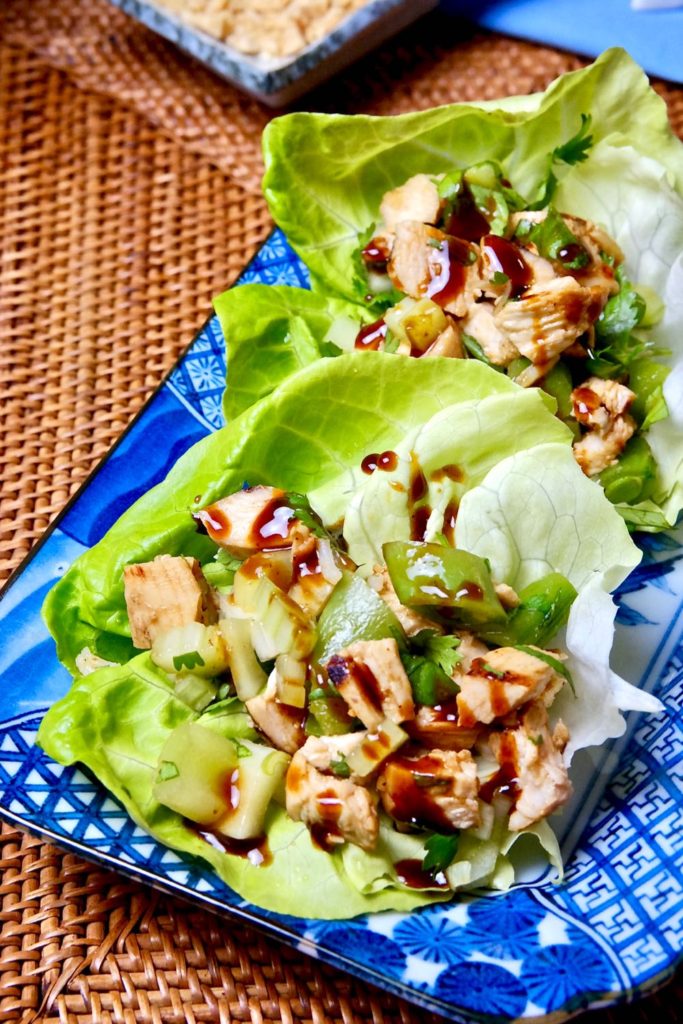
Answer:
[[409, 452, 428, 503], [362, 236, 391, 273], [310, 788, 344, 852], [355, 317, 387, 350], [411, 505, 432, 542], [360, 726, 393, 761], [573, 385, 600, 417], [431, 464, 463, 483], [557, 243, 588, 269], [431, 698, 460, 723], [395, 858, 449, 890], [564, 293, 586, 326], [255, 499, 295, 544], [196, 828, 273, 867], [351, 660, 385, 714], [443, 499, 458, 546], [482, 234, 532, 297], [384, 753, 454, 831], [193, 505, 230, 539], [426, 236, 471, 307], [361, 450, 399, 475], [293, 540, 321, 581], [479, 733, 520, 805], [443, 183, 490, 242], [455, 581, 484, 601]]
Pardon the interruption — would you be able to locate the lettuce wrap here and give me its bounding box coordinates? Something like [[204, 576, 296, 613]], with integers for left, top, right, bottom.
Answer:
[[216, 48, 683, 529], [38, 353, 660, 919]]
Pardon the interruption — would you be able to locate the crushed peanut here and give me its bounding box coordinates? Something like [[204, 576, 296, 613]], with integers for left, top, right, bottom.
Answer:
[[155, 0, 372, 59]]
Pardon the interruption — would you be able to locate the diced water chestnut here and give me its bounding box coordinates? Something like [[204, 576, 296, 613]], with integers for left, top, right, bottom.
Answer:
[[153, 722, 238, 825], [220, 614, 268, 701], [385, 297, 447, 353], [151, 622, 230, 678], [216, 741, 290, 840], [275, 653, 307, 708], [345, 719, 407, 778]]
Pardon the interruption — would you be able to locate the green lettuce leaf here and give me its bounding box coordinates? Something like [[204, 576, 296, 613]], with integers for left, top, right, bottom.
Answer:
[[44, 352, 523, 674], [37, 654, 437, 918], [214, 284, 371, 421], [262, 49, 683, 306]]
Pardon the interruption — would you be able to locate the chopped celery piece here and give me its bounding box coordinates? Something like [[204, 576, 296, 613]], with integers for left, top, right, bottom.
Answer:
[[248, 576, 315, 660], [385, 297, 447, 353], [151, 622, 230, 679], [599, 435, 658, 504], [274, 653, 307, 708], [217, 741, 290, 840], [345, 720, 407, 778], [172, 672, 218, 711], [220, 615, 267, 701], [477, 572, 577, 647], [629, 358, 670, 430], [383, 541, 506, 627], [314, 571, 404, 663], [233, 550, 293, 611], [153, 722, 238, 825]]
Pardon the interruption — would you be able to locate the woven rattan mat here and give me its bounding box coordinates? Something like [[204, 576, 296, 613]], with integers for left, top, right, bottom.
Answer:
[[0, 1, 681, 1020]]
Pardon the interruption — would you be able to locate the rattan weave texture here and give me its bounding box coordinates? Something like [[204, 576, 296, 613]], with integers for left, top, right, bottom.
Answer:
[[0, 1, 681, 1021]]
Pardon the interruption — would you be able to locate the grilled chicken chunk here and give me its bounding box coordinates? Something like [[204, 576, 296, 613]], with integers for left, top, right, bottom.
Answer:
[[388, 222, 477, 316], [246, 671, 305, 755], [489, 701, 572, 830], [378, 748, 480, 831], [329, 638, 415, 730], [286, 750, 379, 850], [571, 376, 637, 476], [457, 646, 564, 728], [379, 173, 441, 232], [408, 705, 480, 752], [494, 276, 606, 365], [456, 631, 490, 671], [368, 566, 443, 638], [123, 555, 217, 650], [194, 485, 298, 556], [461, 302, 518, 366]]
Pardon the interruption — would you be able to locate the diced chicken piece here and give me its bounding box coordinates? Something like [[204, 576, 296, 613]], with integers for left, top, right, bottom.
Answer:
[[423, 322, 465, 358], [378, 748, 480, 830], [456, 631, 489, 672], [562, 214, 624, 278], [124, 555, 217, 650], [408, 704, 481, 751], [368, 566, 443, 638], [571, 377, 637, 476], [328, 638, 415, 731], [461, 302, 519, 367], [297, 733, 368, 781], [457, 647, 564, 728], [75, 647, 115, 677], [286, 750, 379, 851], [494, 582, 520, 610], [388, 222, 477, 316], [246, 671, 305, 755], [288, 530, 341, 618], [494, 276, 607, 365], [489, 702, 572, 830], [193, 485, 298, 556], [379, 173, 441, 232]]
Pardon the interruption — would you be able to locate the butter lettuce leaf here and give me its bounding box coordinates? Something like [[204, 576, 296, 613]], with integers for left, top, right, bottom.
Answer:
[[37, 654, 438, 918], [44, 352, 522, 674], [263, 49, 683, 306], [215, 284, 372, 421]]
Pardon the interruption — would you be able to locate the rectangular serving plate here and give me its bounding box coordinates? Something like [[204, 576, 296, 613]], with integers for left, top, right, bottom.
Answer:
[[0, 230, 681, 1023], [106, 0, 438, 106]]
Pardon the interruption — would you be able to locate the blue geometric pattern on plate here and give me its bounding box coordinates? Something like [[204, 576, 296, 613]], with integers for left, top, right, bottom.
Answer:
[[0, 227, 680, 1023]]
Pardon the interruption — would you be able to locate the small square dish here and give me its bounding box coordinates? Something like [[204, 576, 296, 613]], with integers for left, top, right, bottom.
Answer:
[[0, 231, 681, 1024], [106, 0, 438, 105]]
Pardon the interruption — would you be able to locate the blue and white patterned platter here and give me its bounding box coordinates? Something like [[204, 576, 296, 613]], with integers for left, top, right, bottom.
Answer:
[[0, 230, 681, 1022]]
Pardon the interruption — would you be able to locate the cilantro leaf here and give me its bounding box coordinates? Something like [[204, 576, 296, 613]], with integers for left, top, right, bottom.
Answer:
[[285, 492, 330, 540], [330, 755, 351, 778], [172, 650, 206, 672], [554, 113, 593, 166], [513, 644, 575, 696], [202, 549, 242, 590], [383, 329, 400, 354], [412, 630, 462, 675], [422, 833, 459, 875], [515, 208, 589, 269], [596, 266, 646, 340]]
